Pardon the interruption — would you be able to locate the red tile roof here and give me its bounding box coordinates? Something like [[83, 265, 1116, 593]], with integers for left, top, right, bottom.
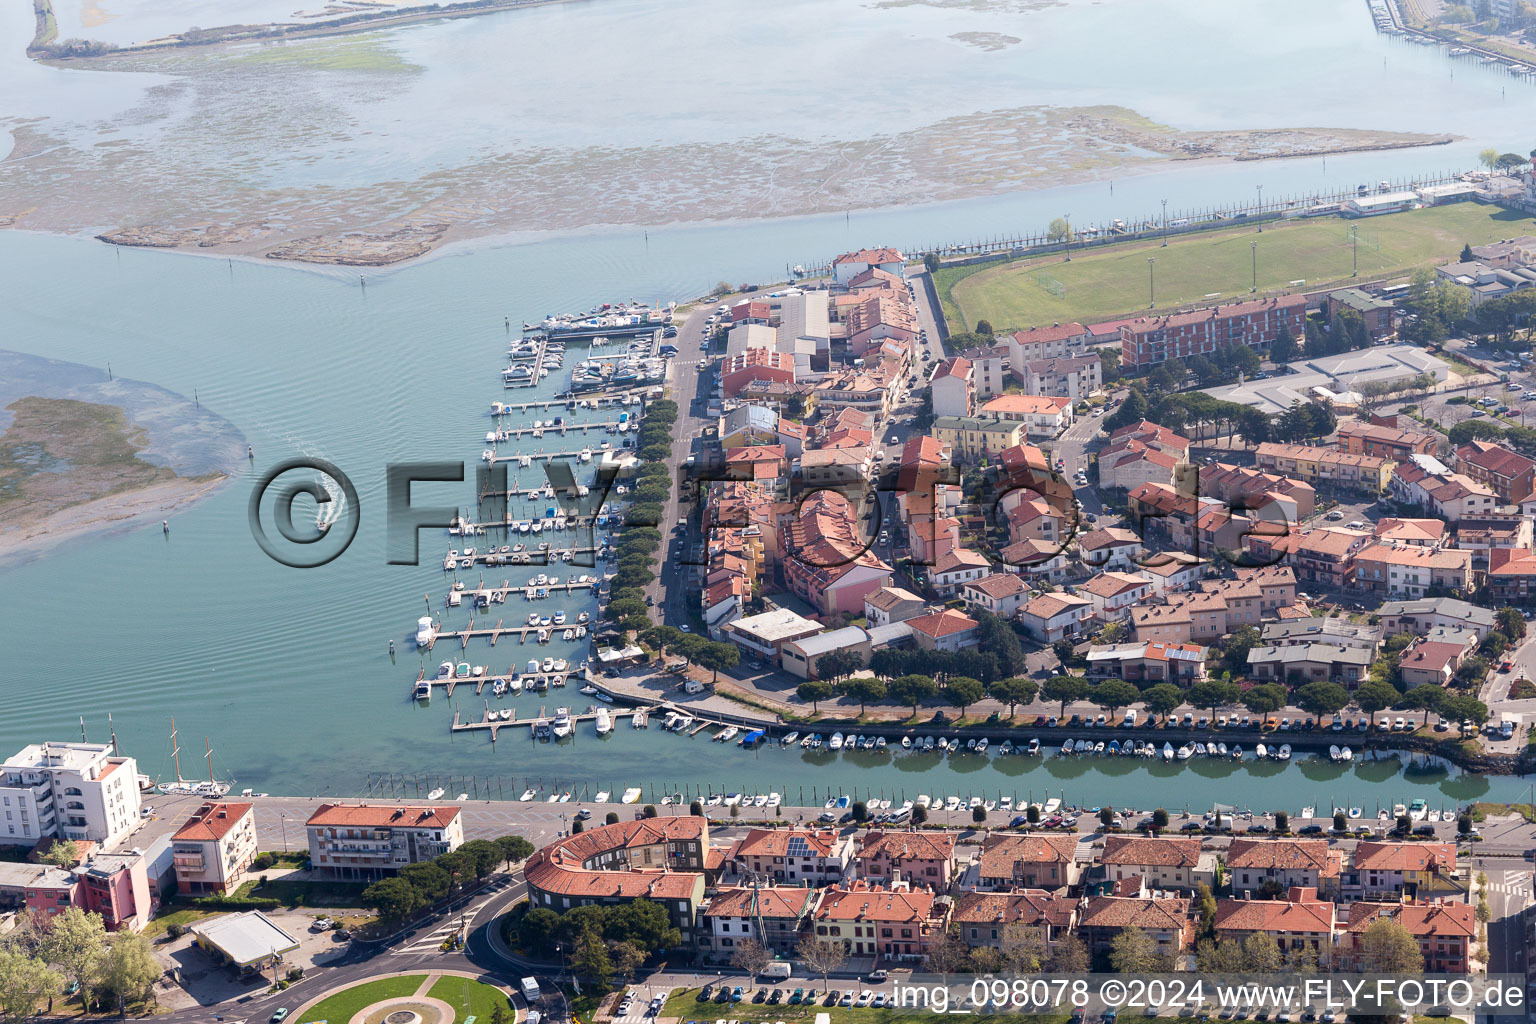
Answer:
[[952, 889, 1075, 928], [704, 886, 818, 920], [1353, 841, 1456, 873], [1102, 836, 1202, 868], [173, 802, 254, 843], [905, 609, 979, 639], [815, 881, 936, 923], [307, 803, 460, 829], [856, 830, 956, 866], [978, 833, 1079, 876], [1214, 890, 1333, 935], [1226, 838, 1335, 873]]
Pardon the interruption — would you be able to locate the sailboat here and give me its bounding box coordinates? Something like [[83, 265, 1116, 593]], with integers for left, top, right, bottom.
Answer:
[[158, 719, 232, 796]]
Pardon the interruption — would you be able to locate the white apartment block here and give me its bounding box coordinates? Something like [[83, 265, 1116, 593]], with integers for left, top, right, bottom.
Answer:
[[0, 743, 141, 848]]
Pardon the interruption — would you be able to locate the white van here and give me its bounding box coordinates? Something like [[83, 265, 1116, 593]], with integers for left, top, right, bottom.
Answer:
[[1123, 710, 1137, 726], [759, 962, 793, 980], [684, 679, 706, 694]]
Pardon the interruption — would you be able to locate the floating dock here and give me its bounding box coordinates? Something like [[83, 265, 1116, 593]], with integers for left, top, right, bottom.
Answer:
[[451, 705, 638, 739]]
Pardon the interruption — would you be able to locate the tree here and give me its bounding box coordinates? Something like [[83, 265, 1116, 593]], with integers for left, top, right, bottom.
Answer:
[[945, 676, 985, 716], [972, 804, 988, 824], [573, 931, 614, 988], [1480, 147, 1501, 174], [1194, 883, 1217, 939], [0, 949, 60, 1024], [1274, 811, 1289, 833], [642, 805, 659, 819], [1334, 811, 1347, 832], [1043, 675, 1088, 718], [495, 834, 535, 869], [1461, 243, 1476, 262], [1188, 679, 1240, 718], [975, 319, 994, 336], [689, 800, 703, 816], [1442, 693, 1489, 728], [925, 928, 973, 977], [888, 673, 937, 716], [841, 676, 887, 714], [851, 800, 869, 822], [1047, 217, 1073, 243], [1219, 626, 1262, 675], [1355, 680, 1400, 725], [1458, 812, 1474, 835], [1143, 683, 1183, 720], [697, 641, 739, 683], [1241, 931, 1285, 973], [924, 253, 940, 273], [1099, 806, 1115, 829], [39, 908, 105, 1011], [796, 680, 835, 713], [458, 838, 503, 879], [1295, 681, 1349, 721], [1400, 684, 1444, 728], [605, 811, 619, 825], [1103, 388, 1148, 432], [1242, 682, 1287, 715], [1359, 917, 1424, 973], [796, 936, 846, 987], [1270, 322, 1298, 364], [1091, 679, 1140, 720], [571, 819, 585, 834], [38, 841, 79, 869], [998, 922, 1046, 972], [911, 804, 929, 825], [1456, 655, 1489, 687], [1151, 807, 1169, 831], [816, 649, 863, 683], [990, 677, 1038, 717], [98, 932, 160, 1014], [1046, 934, 1089, 973], [1109, 926, 1163, 973], [1497, 606, 1526, 640], [729, 938, 771, 982], [360, 878, 423, 927], [399, 861, 450, 903]]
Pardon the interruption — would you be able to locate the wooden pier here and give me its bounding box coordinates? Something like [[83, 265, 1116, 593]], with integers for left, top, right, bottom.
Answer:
[[483, 447, 629, 467], [442, 547, 603, 569], [417, 664, 578, 698], [450, 705, 635, 740], [423, 613, 593, 650], [502, 335, 557, 390], [485, 420, 629, 441], [490, 393, 641, 415]]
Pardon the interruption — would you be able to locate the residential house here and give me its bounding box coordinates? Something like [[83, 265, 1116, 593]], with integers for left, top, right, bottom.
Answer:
[[1260, 617, 1380, 653], [1076, 527, 1145, 572], [1389, 461, 1497, 522], [1137, 551, 1208, 595], [864, 587, 927, 626], [782, 491, 893, 616], [1214, 887, 1336, 959], [1337, 420, 1437, 460], [1346, 842, 1461, 901], [727, 828, 854, 886], [1077, 891, 1193, 957], [1459, 439, 1536, 501], [832, 248, 905, 287], [1486, 546, 1536, 604], [970, 345, 1011, 400], [1452, 514, 1533, 566], [171, 802, 257, 896], [1226, 839, 1341, 896], [812, 880, 942, 960], [1352, 543, 1473, 598], [1199, 462, 1316, 522], [953, 890, 1076, 954], [1255, 443, 1391, 494], [1101, 836, 1214, 891], [717, 404, 779, 449], [962, 573, 1030, 617], [1132, 590, 1227, 644], [1342, 902, 1475, 973], [1292, 528, 1372, 588], [1396, 634, 1475, 688], [977, 834, 1082, 893], [722, 348, 796, 398], [1247, 643, 1372, 686], [906, 610, 981, 652], [844, 293, 917, 357], [856, 831, 957, 888], [1326, 289, 1395, 339], [1083, 571, 1155, 623], [930, 357, 974, 418], [1084, 640, 1208, 683], [1021, 354, 1102, 400], [931, 415, 1026, 461], [929, 547, 993, 595], [0, 742, 142, 849], [980, 394, 1074, 439], [1006, 323, 1091, 369], [1017, 592, 1093, 643], [1373, 517, 1447, 548], [1376, 597, 1495, 640], [700, 885, 819, 962], [724, 444, 788, 494]]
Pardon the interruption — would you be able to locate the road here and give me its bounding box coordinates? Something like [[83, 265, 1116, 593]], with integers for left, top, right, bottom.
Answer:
[[648, 305, 713, 630]]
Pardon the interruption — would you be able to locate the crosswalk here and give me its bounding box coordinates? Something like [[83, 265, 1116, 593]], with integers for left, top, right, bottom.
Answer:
[[610, 989, 653, 1024], [390, 923, 463, 956]]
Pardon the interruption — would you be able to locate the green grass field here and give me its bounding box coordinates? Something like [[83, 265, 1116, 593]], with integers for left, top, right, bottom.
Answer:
[[299, 975, 428, 1024], [427, 976, 514, 1022], [941, 203, 1536, 334], [664, 986, 1067, 1024]]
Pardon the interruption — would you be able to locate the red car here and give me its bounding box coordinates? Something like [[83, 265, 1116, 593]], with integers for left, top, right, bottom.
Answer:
[[1501, 659, 1514, 672]]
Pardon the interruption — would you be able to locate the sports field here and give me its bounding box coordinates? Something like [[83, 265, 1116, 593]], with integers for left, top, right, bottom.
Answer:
[[939, 203, 1536, 334]]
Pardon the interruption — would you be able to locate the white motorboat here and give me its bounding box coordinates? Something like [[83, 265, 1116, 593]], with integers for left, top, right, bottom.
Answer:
[[594, 708, 612, 735], [829, 732, 844, 751], [1176, 744, 1192, 761], [415, 616, 436, 648], [519, 789, 536, 801], [428, 787, 445, 800], [1162, 742, 1174, 761], [552, 707, 572, 738], [621, 787, 642, 804], [1027, 738, 1040, 755], [900, 735, 912, 749], [782, 731, 800, 746]]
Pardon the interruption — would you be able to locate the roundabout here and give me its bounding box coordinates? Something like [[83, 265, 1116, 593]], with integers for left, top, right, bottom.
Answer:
[[296, 973, 518, 1024]]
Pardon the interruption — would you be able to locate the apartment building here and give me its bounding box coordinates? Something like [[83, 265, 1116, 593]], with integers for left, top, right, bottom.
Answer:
[[979, 394, 1074, 438], [1006, 323, 1091, 368], [1377, 597, 1495, 640], [172, 801, 257, 895], [1352, 543, 1473, 598], [1101, 836, 1213, 890], [728, 828, 853, 885], [953, 890, 1077, 954], [1455, 440, 1536, 502], [0, 742, 141, 849], [700, 886, 819, 962], [1119, 295, 1306, 369], [306, 803, 464, 880], [812, 880, 943, 960], [856, 831, 957, 888], [1226, 839, 1341, 895], [1255, 443, 1391, 494], [930, 357, 974, 418], [1020, 354, 1102, 400], [1214, 887, 1335, 959], [1337, 421, 1437, 460], [977, 833, 1082, 893]]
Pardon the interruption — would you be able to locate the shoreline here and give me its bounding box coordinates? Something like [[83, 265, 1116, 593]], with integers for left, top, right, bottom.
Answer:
[[0, 473, 230, 567]]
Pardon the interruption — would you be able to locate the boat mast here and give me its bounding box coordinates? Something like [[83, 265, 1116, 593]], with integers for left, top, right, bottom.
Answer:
[[109, 714, 119, 757], [170, 718, 183, 783], [205, 738, 215, 783]]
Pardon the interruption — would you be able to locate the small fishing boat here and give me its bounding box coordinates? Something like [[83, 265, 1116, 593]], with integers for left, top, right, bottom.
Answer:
[[519, 789, 536, 801], [1027, 738, 1040, 755], [900, 735, 912, 749], [829, 732, 844, 751], [782, 731, 800, 746], [621, 787, 642, 804], [1162, 742, 1174, 762], [427, 787, 445, 800]]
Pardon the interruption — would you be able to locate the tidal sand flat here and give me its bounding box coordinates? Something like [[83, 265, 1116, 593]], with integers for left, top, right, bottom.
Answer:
[[0, 351, 245, 564]]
